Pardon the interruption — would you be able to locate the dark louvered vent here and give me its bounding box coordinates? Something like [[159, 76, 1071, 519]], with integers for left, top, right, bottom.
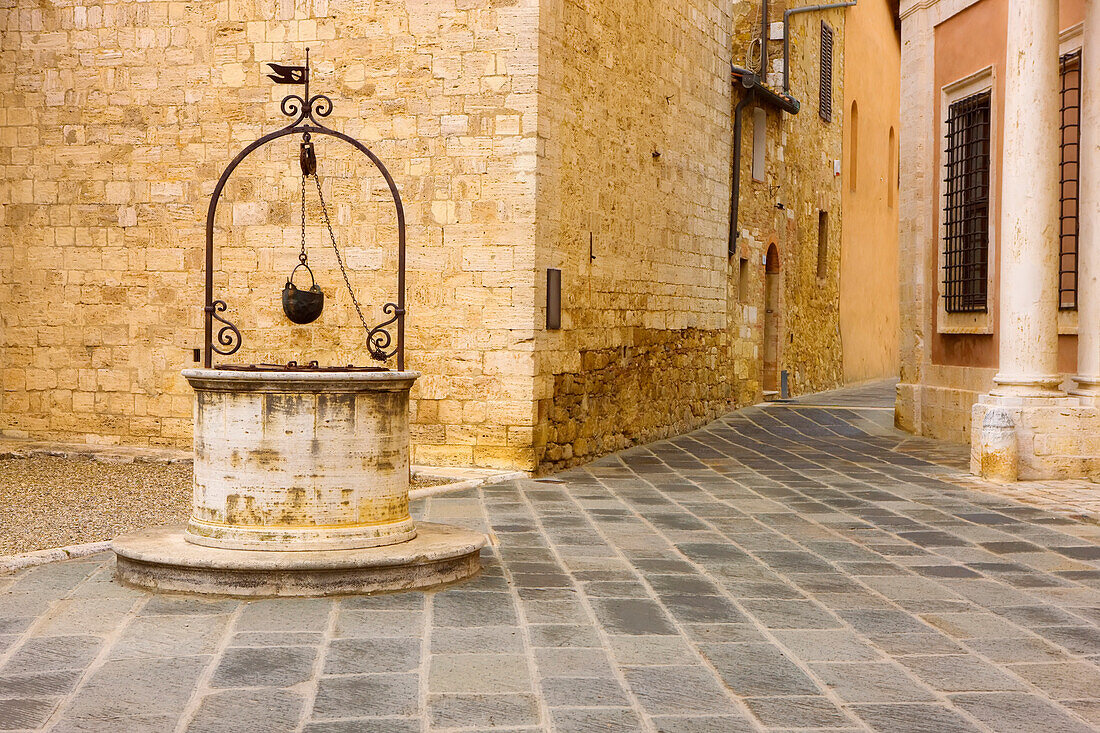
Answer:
[[1059, 49, 1082, 310], [942, 91, 991, 313], [820, 21, 833, 123]]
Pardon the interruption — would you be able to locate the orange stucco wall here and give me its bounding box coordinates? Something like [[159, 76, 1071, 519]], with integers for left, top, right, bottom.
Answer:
[[930, 0, 1084, 372], [839, 0, 901, 383]]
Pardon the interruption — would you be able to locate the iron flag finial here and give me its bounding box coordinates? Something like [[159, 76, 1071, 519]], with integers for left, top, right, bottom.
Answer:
[[266, 62, 307, 85]]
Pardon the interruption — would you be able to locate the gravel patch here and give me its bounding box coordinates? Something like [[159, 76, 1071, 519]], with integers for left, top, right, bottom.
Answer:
[[0, 457, 459, 556], [0, 456, 192, 555]]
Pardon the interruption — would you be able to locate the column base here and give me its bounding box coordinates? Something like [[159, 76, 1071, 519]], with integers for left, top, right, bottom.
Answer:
[[989, 373, 1065, 399], [971, 396, 1100, 481], [1070, 376, 1100, 406]]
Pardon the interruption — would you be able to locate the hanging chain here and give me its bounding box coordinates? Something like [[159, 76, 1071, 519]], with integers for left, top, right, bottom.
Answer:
[[299, 173, 308, 265], [311, 173, 372, 338]]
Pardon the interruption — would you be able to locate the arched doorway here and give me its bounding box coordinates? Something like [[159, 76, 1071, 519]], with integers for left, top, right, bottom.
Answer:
[[763, 244, 781, 393]]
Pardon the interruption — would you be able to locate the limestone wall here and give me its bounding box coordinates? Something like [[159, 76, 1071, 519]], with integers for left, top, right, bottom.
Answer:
[[533, 0, 852, 469], [533, 0, 747, 469], [0, 0, 541, 468]]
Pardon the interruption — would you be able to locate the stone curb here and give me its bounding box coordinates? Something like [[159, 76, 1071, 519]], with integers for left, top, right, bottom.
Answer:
[[0, 541, 112, 574], [0, 440, 190, 464], [1, 470, 526, 574], [409, 470, 528, 499]]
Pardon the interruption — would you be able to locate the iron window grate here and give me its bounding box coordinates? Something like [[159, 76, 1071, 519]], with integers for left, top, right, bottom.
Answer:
[[820, 21, 833, 123], [942, 90, 991, 313], [1059, 50, 1081, 310]]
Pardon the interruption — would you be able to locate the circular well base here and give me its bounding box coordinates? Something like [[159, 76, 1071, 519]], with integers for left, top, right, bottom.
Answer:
[[111, 522, 486, 597]]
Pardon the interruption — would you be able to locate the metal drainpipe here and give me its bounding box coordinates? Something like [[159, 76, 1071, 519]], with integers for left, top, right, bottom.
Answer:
[[761, 0, 769, 74], [782, 1, 857, 95], [729, 82, 756, 255]]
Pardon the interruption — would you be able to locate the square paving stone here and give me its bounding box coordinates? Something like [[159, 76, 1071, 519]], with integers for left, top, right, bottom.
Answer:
[[340, 593, 425, 611], [744, 695, 857, 728], [837, 609, 931, 634], [895, 654, 1027, 692], [949, 692, 1096, 733], [53, 713, 179, 732], [848, 703, 983, 732], [312, 674, 419, 718], [1033, 626, 1100, 655], [581, 581, 651, 598], [622, 665, 736, 715], [433, 591, 518, 627], [0, 669, 82, 698], [518, 599, 588, 625], [651, 714, 758, 732], [236, 599, 332, 632], [589, 598, 676, 635], [699, 643, 821, 696], [1006, 661, 1100, 699], [993, 605, 1086, 627], [430, 626, 525, 654], [0, 697, 60, 729], [548, 707, 642, 732], [230, 632, 324, 647], [428, 693, 540, 728], [303, 720, 419, 733], [324, 638, 418, 675], [428, 654, 530, 694], [740, 599, 843, 629], [3, 635, 103, 674], [772, 629, 882, 662], [918, 612, 1023, 639], [0, 617, 33, 635], [186, 688, 304, 733], [528, 624, 602, 648], [646, 574, 723, 596], [606, 635, 698, 666], [540, 676, 631, 707], [659, 594, 745, 624], [111, 615, 230, 660], [980, 541, 1043, 555], [333, 610, 422, 638], [1052, 546, 1100, 561], [964, 637, 1069, 663], [211, 646, 316, 688], [810, 661, 937, 703], [534, 647, 616, 678], [912, 565, 982, 579], [62, 656, 209, 722]]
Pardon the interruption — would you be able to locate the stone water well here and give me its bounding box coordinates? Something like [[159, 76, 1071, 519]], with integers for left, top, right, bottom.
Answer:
[[111, 52, 485, 596]]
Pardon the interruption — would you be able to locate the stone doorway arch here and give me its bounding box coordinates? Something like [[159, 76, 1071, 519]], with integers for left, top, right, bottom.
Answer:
[[764, 244, 781, 393]]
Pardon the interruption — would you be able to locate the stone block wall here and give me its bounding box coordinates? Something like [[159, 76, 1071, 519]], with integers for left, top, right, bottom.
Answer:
[[532, 0, 848, 469], [0, 0, 541, 468], [533, 0, 749, 469]]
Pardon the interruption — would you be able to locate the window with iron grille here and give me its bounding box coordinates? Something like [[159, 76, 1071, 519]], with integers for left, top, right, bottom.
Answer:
[[942, 90, 991, 313], [820, 22, 833, 122], [1059, 49, 1081, 310]]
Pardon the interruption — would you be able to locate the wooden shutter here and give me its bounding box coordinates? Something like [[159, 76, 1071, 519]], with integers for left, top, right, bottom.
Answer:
[[820, 21, 833, 123]]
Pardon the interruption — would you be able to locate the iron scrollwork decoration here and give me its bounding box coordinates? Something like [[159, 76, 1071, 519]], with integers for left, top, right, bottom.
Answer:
[[202, 47, 407, 370], [206, 300, 243, 356]]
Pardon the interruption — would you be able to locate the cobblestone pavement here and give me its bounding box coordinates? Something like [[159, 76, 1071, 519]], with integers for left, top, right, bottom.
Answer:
[[5, 385, 1100, 731]]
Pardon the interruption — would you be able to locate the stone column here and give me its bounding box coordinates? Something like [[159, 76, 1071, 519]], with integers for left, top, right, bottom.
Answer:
[[1075, 0, 1100, 401], [990, 0, 1064, 397]]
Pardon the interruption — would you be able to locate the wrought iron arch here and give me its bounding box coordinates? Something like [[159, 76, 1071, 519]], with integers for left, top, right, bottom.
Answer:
[[202, 50, 406, 370]]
